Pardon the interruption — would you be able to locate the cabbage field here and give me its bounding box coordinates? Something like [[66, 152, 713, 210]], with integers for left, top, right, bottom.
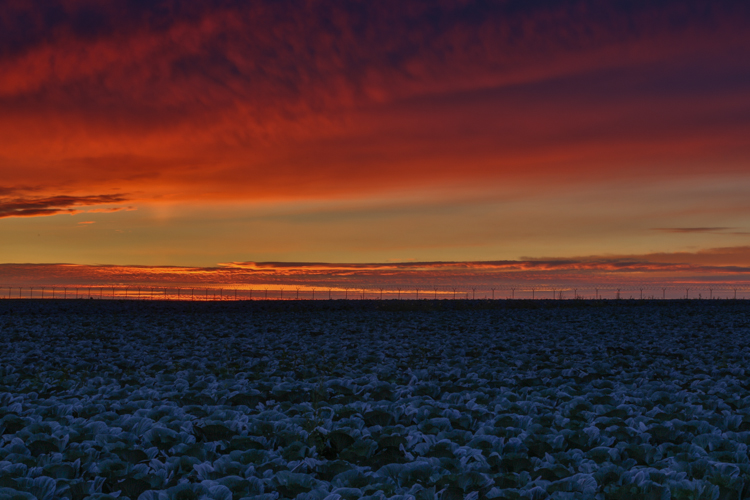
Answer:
[[1, 299, 750, 500]]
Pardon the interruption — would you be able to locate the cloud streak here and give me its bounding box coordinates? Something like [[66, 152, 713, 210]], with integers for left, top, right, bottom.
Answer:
[[652, 227, 736, 233], [5, 246, 750, 288], [0, 193, 128, 218]]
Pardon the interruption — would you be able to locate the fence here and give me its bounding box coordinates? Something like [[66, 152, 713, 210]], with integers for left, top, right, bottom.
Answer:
[[1, 285, 748, 301]]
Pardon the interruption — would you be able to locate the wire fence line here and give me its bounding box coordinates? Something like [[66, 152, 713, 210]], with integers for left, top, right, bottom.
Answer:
[[1, 285, 749, 301]]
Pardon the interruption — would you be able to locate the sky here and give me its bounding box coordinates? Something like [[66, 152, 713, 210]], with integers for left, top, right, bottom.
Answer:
[[2, 0, 750, 291]]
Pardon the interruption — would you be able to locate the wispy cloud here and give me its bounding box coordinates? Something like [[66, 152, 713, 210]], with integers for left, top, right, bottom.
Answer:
[[86, 207, 137, 213], [5, 246, 750, 288], [0, 194, 129, 218], [652, 227, 736, 233]]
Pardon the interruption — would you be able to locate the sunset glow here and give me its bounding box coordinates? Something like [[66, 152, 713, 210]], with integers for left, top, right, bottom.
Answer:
[[2, 1, 750, 288]]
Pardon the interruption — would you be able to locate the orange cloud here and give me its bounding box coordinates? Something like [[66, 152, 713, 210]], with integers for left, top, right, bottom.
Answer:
[[4, 246, 750, 289]]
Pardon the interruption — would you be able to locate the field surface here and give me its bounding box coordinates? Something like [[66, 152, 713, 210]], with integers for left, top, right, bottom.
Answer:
[[1, 300, 750, 500]]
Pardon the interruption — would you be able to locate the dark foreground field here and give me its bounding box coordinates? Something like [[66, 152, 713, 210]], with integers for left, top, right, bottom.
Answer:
[[1, 300, 750, 500]]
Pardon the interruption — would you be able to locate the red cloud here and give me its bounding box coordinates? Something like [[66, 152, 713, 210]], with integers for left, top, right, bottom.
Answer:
[[0, 1, 748, 203]]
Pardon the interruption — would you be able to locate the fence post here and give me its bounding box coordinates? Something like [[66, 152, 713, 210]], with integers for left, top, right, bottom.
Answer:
[[312, 288, 315, 300]]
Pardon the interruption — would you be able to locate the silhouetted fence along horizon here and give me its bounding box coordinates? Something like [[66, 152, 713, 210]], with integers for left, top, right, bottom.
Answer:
[[1, 285, 748, 300]]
